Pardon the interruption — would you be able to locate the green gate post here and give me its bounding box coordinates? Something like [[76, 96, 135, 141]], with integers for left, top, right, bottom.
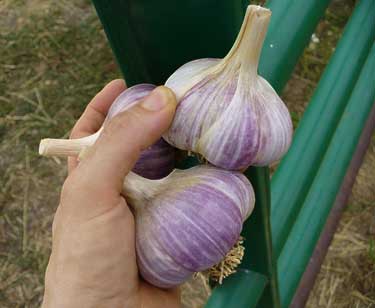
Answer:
[[91, 1, 245, 86]]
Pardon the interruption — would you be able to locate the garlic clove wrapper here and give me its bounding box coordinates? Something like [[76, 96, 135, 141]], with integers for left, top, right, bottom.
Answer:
[[123, 165, 255, 288], [106, 83, 155, 120], [163, 5, 293, 170], [38, 84, 176, 179]]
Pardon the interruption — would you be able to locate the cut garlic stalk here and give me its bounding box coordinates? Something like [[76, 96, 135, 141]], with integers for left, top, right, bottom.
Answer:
[[39, 130, 101, 157]]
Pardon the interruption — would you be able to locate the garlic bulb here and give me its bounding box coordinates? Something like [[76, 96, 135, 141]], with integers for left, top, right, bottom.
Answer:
[[38, 84, 175, 179], [163, 5, 292, 170], [123, 165, 255, 288]]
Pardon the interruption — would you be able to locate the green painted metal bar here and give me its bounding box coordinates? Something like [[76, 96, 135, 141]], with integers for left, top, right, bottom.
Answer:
[[278, 43, 375, 308], [291, 101, 375, 306], [91, 0, 244, 86], [260, 0, 331, 92], [271, 0, 375, 258], [240, 167, 280, 307], [206, 270, 268, 307]]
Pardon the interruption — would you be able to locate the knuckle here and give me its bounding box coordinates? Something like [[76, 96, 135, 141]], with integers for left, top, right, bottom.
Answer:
[[104, 107, 144, 135]]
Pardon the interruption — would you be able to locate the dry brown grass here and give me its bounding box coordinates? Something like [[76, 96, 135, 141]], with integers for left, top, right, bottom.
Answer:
[[0, 0, 373, 307], [0, 1, 118, 306], [306, 140, 375, 308]]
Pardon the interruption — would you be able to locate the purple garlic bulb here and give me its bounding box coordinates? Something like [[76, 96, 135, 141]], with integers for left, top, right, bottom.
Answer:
[[122, 165, 255, 288], [163, 5, 293, 170], [39, 84, 175, 179]]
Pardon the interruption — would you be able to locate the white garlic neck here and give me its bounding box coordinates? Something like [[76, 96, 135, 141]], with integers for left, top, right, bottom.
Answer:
[[164, 5, 271, 103], [122, 171, 166, 210], [223, 5, 271, 80]]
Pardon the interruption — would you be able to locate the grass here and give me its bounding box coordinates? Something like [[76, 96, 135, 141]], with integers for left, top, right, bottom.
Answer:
[[0, 1, 119, 306], [0, 0, 374, 307]]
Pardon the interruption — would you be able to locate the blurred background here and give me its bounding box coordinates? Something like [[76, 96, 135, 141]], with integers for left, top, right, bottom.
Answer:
[[0, 0, 374, 307]]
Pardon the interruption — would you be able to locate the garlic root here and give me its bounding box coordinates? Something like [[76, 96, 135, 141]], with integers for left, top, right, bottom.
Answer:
[[208, 237, 245, 284]]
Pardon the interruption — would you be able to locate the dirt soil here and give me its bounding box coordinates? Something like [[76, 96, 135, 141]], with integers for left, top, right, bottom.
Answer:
[[0, 0, 373, 307]]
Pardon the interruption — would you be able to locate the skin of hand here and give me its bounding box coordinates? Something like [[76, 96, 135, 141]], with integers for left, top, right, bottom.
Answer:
[[42, 79, 181, 308]]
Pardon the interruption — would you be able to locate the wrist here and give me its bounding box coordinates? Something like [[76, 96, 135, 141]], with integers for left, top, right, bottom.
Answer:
[[42, 265, 135, 308], [43, 282, 132, 308]]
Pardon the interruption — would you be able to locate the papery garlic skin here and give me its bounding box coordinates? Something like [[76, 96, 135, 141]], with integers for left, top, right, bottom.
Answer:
[[124, 166, 255, 288], [107, 84, 176, 179], [106, 83, 155, 120], [133, 139, 175, 179], [163, 5, 293, 170]]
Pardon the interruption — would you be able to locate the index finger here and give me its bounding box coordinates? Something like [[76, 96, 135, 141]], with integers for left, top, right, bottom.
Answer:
[[68, 79, 126, 172]]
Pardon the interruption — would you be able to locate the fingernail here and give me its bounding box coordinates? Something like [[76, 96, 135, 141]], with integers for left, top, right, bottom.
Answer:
[[141, 86, 176, 111]]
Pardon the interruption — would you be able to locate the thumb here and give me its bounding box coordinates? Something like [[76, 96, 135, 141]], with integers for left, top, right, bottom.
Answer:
[[77, 86, 177, 192]]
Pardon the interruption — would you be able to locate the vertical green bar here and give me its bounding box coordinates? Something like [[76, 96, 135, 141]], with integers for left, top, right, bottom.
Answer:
[[271, 0, 375, 258], [240, 167, 280, 307], [278, 43, 375, 307], [260, 0, 331, 92], [91, 0, 244, 86]]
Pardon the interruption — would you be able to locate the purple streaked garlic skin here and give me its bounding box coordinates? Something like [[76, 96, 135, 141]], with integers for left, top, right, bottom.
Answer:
[[38, 84, 176, 179], [106, 83, 156, 120], [163, 6, 293, 170], [133, 139, 175, 179], [123, 165, 255, 288], [107, 84, 176, 179]]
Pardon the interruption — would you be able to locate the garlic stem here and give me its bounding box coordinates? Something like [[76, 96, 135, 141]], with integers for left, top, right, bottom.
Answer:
[[186, 5, 271, 87], [223, 5, 271, 78], [122, 171, 167, 209], [39, 130, 101, 157], [74, 144, 166, 209], [238, 6, 271, 76]]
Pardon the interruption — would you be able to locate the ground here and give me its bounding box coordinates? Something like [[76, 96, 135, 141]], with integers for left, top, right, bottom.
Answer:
[[0, 0, 374, 307]]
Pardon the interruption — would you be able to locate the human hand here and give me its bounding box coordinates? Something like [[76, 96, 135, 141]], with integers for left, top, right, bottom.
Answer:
[[42, 80, 181, 308]]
